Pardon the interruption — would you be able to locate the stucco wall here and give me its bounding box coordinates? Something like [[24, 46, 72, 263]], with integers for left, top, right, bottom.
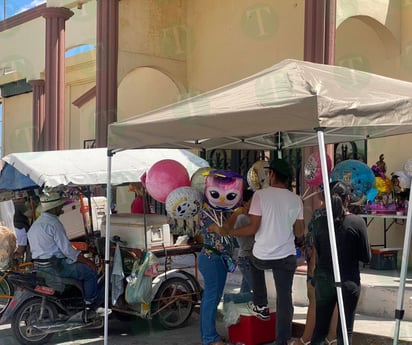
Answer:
[[2, 93, 32, 155], [186, 0, 304, 92]]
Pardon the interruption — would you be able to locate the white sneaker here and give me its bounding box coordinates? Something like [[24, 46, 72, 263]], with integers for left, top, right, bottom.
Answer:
[[246, 301, 270, 320]]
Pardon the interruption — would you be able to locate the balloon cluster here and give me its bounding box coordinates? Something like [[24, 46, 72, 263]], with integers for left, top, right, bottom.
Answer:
[[145, 161, 244, 220], [145, 159, 204, 219]]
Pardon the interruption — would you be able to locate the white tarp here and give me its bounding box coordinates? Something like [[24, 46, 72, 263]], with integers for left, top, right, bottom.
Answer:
[[108, 59, 412, 151], [1, 148, 209, 189]]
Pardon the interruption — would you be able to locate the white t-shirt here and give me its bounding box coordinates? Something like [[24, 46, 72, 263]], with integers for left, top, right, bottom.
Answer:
[[249, 187, 303, 260]]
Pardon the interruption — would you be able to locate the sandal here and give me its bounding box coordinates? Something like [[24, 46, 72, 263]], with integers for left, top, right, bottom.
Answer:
[[325, 338, 337, 345], [288, 338, 310, 345]]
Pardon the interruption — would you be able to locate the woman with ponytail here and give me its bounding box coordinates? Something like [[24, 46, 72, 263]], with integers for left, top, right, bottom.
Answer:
[[310, 182, 371, 345]]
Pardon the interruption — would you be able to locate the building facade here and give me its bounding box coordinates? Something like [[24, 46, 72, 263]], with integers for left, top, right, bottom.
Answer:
[[0, 0, 412, 264]]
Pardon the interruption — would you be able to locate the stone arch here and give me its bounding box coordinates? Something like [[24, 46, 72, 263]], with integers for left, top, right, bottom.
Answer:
[[65, 44, 95, 58], [338, 15, 399, 60], [117, 67, 181, 122], [336, 15, 400, 76]]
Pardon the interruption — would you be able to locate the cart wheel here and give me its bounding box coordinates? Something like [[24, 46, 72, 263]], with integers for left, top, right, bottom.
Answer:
[[152, 277, 194, 329], [0, 272, 13, 315], [11, 297, 57, 345]]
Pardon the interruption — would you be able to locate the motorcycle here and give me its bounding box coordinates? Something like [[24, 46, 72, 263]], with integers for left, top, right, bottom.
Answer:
[[0, 268, 105, 345], [0, 235, 203, 344]]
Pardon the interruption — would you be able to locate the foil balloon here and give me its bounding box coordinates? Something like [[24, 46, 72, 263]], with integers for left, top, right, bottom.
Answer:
[[304, 151, 332, 187], [404, 158, 412, 177], [205, 170, 243, 210], [330, 159, 375, 202], [190, 167, 215, 194], [146, 159, 190, 203], [392, 170, 411, 192], [165, 186, 203, 219], [247, 160, 269, 191], [375, 176, 392, 195]]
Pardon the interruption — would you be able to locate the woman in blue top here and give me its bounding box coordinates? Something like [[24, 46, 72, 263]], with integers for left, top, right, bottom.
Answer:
[[198, 170, 243, 345]]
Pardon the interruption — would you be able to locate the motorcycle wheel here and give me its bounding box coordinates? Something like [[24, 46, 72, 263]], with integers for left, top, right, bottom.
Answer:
[[152, 277, 194, 329], [11, 297, 57, 345], [0, 272, 13, 315]]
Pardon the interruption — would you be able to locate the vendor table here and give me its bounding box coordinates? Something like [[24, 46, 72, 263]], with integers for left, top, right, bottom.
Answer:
[[362, 214, 407, 248]]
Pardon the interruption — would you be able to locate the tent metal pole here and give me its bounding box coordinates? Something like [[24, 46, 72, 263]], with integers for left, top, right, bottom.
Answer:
[[393, 178, 412, 345], [104, 150, 113, 345], [317, 129, 349, 345]]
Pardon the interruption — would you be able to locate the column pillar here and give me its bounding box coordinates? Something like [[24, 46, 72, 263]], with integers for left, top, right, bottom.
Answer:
[[42, 7, 73, 151], [95, 0, 119, 148], [303, 0, 336, 213], [304, 0, 336, 64], [29, 79, 46, 152]]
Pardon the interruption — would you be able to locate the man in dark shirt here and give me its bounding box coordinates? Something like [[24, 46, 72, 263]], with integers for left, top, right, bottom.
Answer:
[[13, 197, 32, 262]]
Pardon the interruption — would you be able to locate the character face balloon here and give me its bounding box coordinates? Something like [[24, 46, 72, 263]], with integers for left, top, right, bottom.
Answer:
[[205, 170, 243, 210]]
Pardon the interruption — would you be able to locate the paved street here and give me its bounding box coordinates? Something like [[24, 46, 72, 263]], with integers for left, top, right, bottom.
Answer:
[[0, 309, 228, 345]]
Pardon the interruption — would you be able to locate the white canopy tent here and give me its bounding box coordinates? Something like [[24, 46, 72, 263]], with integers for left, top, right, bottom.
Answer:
[[0, 147, 209, 189], [107, 59, 412, 345]]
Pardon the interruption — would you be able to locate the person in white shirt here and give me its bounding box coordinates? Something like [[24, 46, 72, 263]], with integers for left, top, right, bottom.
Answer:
[[210, 158, 304, 345]]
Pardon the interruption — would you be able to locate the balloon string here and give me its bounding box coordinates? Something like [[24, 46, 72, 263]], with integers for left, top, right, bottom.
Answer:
[[302, 190, 321, 201], [301, 186, 311, 200], [213, 209, 223, 227], [203, 209, 219, 224]]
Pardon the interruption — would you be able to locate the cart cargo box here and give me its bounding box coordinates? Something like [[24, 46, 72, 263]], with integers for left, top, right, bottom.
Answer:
[[101, 213, 171, 249]]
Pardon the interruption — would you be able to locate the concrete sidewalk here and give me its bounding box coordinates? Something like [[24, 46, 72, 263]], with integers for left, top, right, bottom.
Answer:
[[1, 255, 411, 345]]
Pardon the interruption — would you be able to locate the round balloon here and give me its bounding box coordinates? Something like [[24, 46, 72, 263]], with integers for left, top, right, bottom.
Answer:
[[304, 151, 332, 187], [191, 167, 215, 194], [140, 171, 147, 188], [166, 186, 203, 219], [247, 160, 269, 191], [146, 159, 190, 203], [330, 159, 375, 201]]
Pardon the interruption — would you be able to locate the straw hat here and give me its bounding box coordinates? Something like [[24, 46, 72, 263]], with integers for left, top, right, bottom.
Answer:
[[37, 192, 68, 212]]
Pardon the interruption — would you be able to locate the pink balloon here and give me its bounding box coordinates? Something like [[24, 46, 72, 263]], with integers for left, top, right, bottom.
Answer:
[[146, 159, 190, 203], [304, 152, 332, 187]]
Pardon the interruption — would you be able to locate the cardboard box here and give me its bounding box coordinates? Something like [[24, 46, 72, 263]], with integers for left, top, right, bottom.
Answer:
[[370, 247, 400, 270], [228, 312, 276, 345]]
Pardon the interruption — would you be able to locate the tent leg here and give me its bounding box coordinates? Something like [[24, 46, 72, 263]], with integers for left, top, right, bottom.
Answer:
[[317, 129, 349, 345], [393, 179, 412, 345], [104, 151, 113, 345]]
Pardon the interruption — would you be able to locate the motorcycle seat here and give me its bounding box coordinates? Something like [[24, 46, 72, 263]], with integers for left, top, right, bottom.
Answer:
[[35, 270, 84, 294]]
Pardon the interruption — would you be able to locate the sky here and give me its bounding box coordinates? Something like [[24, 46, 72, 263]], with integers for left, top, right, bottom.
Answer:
[[0, 0, 46, 20]]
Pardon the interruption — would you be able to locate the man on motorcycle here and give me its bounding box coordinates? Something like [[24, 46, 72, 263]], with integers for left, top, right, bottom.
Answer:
[[28, 192, 102, 321]]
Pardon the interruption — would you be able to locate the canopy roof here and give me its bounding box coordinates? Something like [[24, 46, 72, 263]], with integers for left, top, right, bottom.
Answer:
[[105, 59, 412, 344], [0, 148, 209, 191], [108, 59, 412, 151]]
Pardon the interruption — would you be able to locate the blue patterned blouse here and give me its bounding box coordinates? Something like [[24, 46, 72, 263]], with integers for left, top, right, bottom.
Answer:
[[199, 206, 234, 256]]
